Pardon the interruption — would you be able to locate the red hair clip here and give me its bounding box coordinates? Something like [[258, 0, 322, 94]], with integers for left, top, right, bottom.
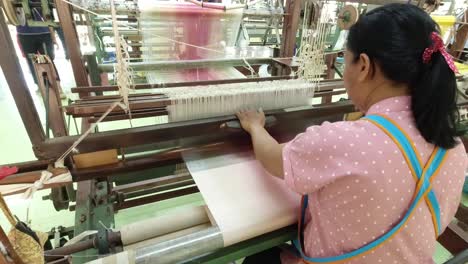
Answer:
[[422, 32, 458, 73]]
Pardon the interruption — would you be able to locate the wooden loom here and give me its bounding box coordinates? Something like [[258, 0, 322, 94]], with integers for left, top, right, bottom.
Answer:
[[1, 0, 468, 264]]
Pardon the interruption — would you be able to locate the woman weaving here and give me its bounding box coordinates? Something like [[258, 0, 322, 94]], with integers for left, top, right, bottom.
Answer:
[[237, 4, 467, 264]]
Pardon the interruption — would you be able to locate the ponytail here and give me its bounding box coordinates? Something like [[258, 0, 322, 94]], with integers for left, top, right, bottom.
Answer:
[[411, 52, 459, 148]]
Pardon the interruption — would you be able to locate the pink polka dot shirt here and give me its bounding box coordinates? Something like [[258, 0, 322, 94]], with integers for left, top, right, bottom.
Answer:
[[281, 96, 467, 264]]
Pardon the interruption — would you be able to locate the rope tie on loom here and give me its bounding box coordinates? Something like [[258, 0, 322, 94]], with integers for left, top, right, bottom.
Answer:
[[22, 171, 52, 200], [422, 32, 459, 73], [11, 100, 124, 200]]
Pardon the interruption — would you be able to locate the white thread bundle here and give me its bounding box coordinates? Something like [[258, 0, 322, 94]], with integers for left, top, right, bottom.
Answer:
[[111, 0, 135, 112], [297, 1, 330, 82], [155, 79, 315, 122]]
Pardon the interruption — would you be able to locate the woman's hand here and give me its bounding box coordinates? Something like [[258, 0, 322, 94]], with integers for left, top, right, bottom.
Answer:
[[236, 108, 266, 134], [236, 108, 284, 178]]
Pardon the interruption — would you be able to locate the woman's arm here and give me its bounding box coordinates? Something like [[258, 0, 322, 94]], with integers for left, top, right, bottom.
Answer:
[[236, 109, 284, 178]]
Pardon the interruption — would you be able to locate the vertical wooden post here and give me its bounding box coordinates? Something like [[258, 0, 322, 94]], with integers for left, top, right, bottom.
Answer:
[[280, 0, 302, 58], [34, 61, 68, 137], [55, 0, 90, 96], [0, 9, 46, 149], [321, 53, 338, 103]]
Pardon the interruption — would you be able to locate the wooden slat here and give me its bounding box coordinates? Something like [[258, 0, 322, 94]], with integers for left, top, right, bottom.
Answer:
[[0, 10, 45, 146], [0, 171, 42, 185], [280, 0, 301, 59], [79, 93, 164, 101], [55, 0, 90, 93], [34, 62, 68, 137], [73, 94, 169, 105], [66, 98, 171, 115], [71, 76, 298, 93]]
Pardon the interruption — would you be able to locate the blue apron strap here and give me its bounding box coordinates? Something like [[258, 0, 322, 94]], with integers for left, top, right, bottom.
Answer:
[[363, 115, 442, 235], [295, 148, 447, 263]]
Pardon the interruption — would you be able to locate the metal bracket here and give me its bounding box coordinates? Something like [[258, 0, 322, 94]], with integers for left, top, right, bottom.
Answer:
[[96, 229, 110, 254], [73, 180, 114, 264]]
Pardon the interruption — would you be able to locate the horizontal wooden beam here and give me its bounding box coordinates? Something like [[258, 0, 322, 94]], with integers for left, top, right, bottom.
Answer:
[[71, 76, 297, 93], [35, 101, 355, 160]]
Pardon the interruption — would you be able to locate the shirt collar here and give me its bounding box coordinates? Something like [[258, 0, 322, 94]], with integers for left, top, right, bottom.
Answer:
[[366, 96, 411, 115]]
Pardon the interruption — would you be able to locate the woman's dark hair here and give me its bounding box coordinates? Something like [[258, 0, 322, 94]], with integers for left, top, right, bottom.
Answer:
[[347, 4, 459, 149]]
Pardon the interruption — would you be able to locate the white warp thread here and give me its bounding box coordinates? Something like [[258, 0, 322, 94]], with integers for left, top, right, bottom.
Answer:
[[155, 79, 316, 122]]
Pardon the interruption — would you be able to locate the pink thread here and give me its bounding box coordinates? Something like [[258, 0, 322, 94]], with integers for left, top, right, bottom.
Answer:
[[422, 32, 458, 73]]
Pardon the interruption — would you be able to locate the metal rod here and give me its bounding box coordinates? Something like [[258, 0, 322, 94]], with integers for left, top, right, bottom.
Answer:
[[335, 0, 409, 3], [122, 180, 196, 199], [89, 8, 282, 17], [96, 20, 275, 28], [135, 227, 223, 264], [44, 239, 95, 261], [112, 173, 192, 193], [98, 58, 272, 72], [71, 76, 296, 93], [116, 186, 199, 210], [44, 231, 122, 261], [100, 28, 172, 36]]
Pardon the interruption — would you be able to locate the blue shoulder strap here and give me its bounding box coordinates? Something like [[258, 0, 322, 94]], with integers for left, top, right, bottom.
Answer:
[[364, 115, 442, 235]]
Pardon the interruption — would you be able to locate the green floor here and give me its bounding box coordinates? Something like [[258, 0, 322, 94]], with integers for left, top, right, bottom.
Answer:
[[0, 25, 465, 263]]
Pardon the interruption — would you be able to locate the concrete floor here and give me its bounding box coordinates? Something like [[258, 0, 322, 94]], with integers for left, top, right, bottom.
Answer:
[[0, 25, 463, 263]]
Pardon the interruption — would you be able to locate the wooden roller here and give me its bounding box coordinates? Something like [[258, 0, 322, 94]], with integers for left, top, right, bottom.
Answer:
[[119, 206, 210, 245]]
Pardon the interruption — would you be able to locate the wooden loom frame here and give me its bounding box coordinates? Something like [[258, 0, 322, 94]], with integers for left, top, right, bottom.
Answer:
[[1, 1, 468, 263]]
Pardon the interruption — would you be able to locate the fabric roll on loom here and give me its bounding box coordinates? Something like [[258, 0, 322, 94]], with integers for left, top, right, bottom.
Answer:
[[119, 206, 210, 246], [83, 150, 302, 264], [80, 206, 212, 263]]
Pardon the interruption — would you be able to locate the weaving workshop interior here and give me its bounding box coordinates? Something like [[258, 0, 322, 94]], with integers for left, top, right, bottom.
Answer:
[[0, 0, 468, 263]]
